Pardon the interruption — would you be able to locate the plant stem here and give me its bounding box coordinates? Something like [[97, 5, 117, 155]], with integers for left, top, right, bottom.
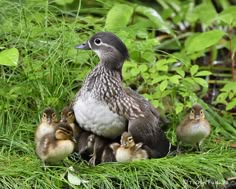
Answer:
[[229, 27, 235, 81]]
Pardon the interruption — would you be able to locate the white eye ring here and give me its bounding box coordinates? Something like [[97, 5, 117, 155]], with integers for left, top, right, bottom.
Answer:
[[94, 38, 102, 45]]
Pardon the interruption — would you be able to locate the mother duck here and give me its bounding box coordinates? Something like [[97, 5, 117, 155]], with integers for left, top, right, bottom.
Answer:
[[72, 32, 171, 158]]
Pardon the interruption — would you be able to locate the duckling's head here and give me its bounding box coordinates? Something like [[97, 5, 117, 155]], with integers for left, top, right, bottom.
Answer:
[[75, 32, 129, 71], [120, 132, 135, 148], [60, 106, 75, 124], [189, 104, 205, 120], [41, 108, 57, 124], [55, 122, 75, 142]]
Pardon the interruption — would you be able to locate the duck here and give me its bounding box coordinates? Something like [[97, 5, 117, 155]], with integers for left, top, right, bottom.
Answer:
[[35, 108, 58, 145], [72, 32, 171, 158], [176, 103, 211, 151], [60, 106, 81, 139], [36, 122, 76, 166], [110, 132, 148, 162], [76, 131, 110, 165]]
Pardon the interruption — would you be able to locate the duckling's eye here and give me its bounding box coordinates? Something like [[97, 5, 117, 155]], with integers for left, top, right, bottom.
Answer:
[[94, 38, 101, 45], [68, 112, 73, 117], [128, 137, 133, 142]]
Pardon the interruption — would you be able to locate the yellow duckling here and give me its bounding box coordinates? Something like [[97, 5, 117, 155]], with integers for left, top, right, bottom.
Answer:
[[110, 132, 148, 162], [35, 108, 58, 145], [176, 103, 211, 151], [36, 122, 76, 166]]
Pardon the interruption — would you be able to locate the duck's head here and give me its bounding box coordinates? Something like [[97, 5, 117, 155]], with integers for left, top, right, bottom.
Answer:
[[41, 108, 57, 124], [60, 106, 75, 124], [75, 32, 129, 71], [189, 104, 205, 121], [120, 132, 135, 148], [55, 122, 76, 142]]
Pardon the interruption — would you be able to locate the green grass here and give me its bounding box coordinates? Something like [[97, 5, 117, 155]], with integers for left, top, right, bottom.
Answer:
[[1, 1, 236, 188]]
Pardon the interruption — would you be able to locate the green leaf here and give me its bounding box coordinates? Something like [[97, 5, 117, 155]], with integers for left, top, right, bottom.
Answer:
[[139, 64, 148, 73], [151, 76, 168, 85], [226, 98, 236, 111], [175, 68, 185, 78], [185, 30, 225, 54], [193, 77, 208, 88], [130, 67, 140, 76], [135, 6, 172, 34], [105, 4, 133, 31], [175, 103, 184, 114], [169, 75, 181, 84], [190, 65, 199, 76], [0, 48, 19, 67], [156, 65, 168, 72], [217, 7, 236, 26], [195, 71, 212, 77], [192, 1, 218, 26], [159, 80, 168, 92]]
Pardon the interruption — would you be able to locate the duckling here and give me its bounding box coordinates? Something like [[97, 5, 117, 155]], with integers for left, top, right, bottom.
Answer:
[[77, 131, 110, 165], [60, 106, 81, 139], [101, 145, 116, 163], [176, 103, 211, 151], [110, 132, 148, 162], [36, 122, 76, 167], [35, 108, 58, 145]]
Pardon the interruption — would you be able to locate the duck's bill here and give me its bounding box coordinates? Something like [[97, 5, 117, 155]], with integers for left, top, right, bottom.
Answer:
[[75, 41, 91, 50]]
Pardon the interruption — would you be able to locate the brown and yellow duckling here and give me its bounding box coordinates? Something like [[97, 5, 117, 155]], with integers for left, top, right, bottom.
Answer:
[[60, 106, 81, 139], [176, 103, 211, 151], [110, 132, 148, 162], [36, 122, 76, 167], [35, 108, 58, 145]]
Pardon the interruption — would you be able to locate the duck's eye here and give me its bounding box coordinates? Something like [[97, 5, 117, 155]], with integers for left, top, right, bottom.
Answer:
[[94, 38, 101, 45]]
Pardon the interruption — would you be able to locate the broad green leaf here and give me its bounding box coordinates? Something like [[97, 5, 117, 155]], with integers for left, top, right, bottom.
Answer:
[[193, 77, 208, 88], [159, 80, 168, 92], [226, 99, 236, 111], [221, 81, 236, 93], [156, 65, 168, 72], [151, 76, 168, 85], [135, 6, 172, 34], [105, 4, 133, 31], [169, 75, 181, 84], [130, 67, 140, 76], [175, 103, 184, 114], [215, 92, 228, 104], [139, 64, 148, 72], [217, 7, 236, 26], [175, 68, 185, 78], [185, 30, 225, 54], [192, 1, 218, 26], [195, 71, 212, 77], [0, 48, 19, 67], [190, 65, 199, 76]]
